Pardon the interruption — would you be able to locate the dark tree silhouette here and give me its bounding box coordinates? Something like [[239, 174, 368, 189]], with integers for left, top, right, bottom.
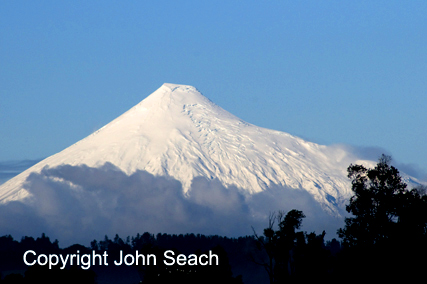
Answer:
[[251, 212, 277, 284], [338, 154, 427, 246], [337, 154, 427, 281], [252, 209, 307, 283]]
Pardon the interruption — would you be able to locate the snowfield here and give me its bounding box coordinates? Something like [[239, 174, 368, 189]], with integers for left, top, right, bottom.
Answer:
[[0, 84, 421, 216]]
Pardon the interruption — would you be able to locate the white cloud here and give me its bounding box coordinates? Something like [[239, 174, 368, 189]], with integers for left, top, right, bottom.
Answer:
[[0, 163, 344, 246]]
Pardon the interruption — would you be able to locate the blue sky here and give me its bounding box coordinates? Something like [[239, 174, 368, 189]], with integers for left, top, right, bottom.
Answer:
[[1, 1, 426, 178]]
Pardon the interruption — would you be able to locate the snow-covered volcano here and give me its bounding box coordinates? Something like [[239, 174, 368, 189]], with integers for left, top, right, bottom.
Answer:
[[1, 83, 378, 214]]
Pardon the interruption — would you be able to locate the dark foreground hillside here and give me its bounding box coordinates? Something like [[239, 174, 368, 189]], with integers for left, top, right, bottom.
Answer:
[[0, 230, 339, 284]]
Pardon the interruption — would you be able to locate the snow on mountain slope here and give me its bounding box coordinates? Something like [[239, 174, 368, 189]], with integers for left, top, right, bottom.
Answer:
[[0, 83, 380, 214]]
